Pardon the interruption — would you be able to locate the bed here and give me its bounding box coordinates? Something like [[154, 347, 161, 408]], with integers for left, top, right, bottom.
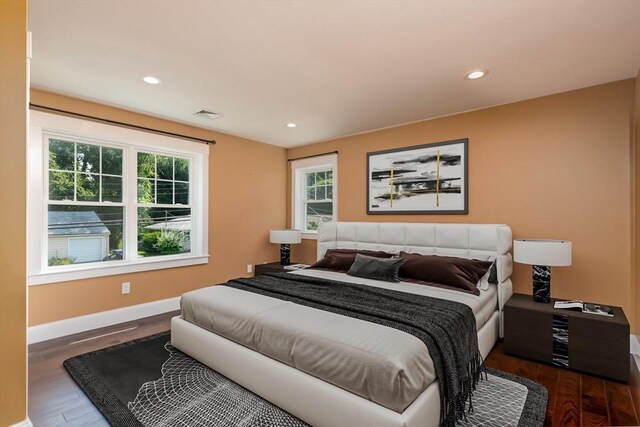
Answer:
[[171, 222, 513, 427]]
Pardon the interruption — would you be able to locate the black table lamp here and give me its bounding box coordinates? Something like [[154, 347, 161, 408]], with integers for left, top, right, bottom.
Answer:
[[514, 239, 572, 303], [269, 229, 302, 266]]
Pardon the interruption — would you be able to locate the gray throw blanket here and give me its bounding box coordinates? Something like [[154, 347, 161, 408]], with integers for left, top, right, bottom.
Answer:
[[224, 273, 484, 427]]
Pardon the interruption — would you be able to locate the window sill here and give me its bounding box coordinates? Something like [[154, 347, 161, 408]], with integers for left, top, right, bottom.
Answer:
[[28, 254, 209, 286], [301, 232, 318, 240]]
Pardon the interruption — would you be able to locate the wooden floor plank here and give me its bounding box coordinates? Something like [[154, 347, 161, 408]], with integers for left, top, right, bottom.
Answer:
[[535, 364, 560, 426], [580, 376, 609, 426], [606, 380, 639, 426], [552, 370, 581, 427]]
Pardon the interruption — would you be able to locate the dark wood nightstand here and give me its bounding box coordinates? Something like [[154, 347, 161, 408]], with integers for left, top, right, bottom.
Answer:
[[254, 262, 287, 276], [504, 293, 630, 382]]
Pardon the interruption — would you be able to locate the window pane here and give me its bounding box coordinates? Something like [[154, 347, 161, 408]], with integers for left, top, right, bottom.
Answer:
[[327, 185, 333, 200], [49, 139, 74, 171], [175, 182, 189, 205], [102, 176, 122, 203], [138, 152, 156, 178], [138, 207, 191, 257], [306, 201, 333, 232], [76, 173, 100, 202], [102, 147, 123, 175], [306, 172, 315, 186], [316, 171, 326, 185], [157, 181, 173, 204], [316, 186, 326, 200], [138, 178, 155, 203], [306, 187, 315, 201], [157, 155, 173, 180], [76, 143, 100, 174], [326, 170, 333, 184], [48, 205, 124, 265], [175, 158, 189, 181], [49, 171, 74, 200]]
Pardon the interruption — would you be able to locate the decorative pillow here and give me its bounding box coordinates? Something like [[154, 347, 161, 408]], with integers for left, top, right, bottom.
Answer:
[[309, 249, 394, 272], [398, 252, 492, 295], [347, 254, 405, 282]]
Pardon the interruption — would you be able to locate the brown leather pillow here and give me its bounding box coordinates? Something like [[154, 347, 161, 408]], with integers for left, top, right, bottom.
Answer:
[[309, 249, 394, 272], [398, 252, 492, 295]]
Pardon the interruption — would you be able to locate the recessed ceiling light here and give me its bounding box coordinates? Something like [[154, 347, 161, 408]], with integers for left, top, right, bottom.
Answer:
[[142, 76, 162, 85], [465, 69, 488, 80], [286, 123, 297, 128]]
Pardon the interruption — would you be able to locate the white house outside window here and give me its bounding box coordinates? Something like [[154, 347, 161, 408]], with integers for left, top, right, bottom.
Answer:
[[28, 111, 209, 285], [291, 153, 337, 237]]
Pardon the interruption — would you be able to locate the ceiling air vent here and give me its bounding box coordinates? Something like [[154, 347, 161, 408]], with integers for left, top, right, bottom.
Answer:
[[194, 109, 222, 120]]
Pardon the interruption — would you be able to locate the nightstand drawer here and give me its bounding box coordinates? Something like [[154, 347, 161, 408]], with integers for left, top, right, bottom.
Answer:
[[570, 352, 629, 382], [570, 334, 629, 363], [254, 262, 286, 276], [569, 316, 629, 343], [504, 305, 552, 328], [504, 322, 551, 361]]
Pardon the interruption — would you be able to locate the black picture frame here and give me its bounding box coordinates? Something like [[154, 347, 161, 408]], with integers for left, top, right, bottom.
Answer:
[[366, 138, 468, 215]]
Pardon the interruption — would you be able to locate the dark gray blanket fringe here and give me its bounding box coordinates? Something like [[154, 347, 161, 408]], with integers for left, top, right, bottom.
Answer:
[[225, 272, 484, 427]]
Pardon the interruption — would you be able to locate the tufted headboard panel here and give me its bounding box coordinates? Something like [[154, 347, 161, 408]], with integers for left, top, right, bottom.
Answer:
[[317, 222, 513, 335]]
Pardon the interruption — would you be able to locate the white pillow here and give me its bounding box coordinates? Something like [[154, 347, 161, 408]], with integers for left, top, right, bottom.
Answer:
[[476, 258, 496, 291]]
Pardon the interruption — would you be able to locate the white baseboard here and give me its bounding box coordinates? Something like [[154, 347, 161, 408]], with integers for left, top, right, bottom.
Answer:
[[28, 297, 180, 344], [631, 334, 640, 355], [11, 418, 32, 427]]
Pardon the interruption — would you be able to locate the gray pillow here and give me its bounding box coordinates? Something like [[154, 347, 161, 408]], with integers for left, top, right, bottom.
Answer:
[[347, 254, 404, 282]]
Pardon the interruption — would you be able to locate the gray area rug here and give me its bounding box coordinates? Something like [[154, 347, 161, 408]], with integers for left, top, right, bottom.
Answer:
[[64, 332, 548, 426]]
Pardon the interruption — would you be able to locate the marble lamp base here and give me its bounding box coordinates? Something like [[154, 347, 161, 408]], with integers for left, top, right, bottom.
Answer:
[[279, 244, 291, 266], [532, 265, 551, 303]]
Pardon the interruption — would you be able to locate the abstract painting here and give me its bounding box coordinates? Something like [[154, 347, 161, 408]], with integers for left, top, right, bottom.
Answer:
[[367, 138, 468, 214]]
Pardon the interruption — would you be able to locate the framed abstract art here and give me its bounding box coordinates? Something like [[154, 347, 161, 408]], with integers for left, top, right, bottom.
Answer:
[[367, 138, 468, 214]]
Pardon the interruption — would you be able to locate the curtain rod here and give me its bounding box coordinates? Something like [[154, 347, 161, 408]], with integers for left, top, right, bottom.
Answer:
[[288, 151, 338, 162], [29, 103, 216, 145]]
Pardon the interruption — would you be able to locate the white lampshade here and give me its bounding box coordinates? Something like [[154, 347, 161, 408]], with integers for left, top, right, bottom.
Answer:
[[269, 229, 302, 244], [514, 239, 572, 267]]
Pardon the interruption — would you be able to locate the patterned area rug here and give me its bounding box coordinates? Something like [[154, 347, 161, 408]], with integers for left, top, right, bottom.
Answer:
[[64, 332, 547, 427]]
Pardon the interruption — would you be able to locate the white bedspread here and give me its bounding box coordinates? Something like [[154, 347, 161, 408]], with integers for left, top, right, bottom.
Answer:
[[180, 269, 497, 413]]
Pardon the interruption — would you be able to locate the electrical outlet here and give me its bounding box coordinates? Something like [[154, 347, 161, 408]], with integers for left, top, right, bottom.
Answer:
[[247, 264, 253, 274], [122, 282, 131, 294]]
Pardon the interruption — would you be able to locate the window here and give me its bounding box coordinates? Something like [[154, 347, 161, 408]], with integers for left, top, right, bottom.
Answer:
[[28, 111, 208, 285], [291, 154, 337, 236], [47, 139, 125, 267], [136, 152, 192, 258]]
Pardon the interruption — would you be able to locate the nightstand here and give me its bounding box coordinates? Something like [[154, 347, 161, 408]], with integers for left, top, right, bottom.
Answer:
[[254, 262, 287, 276], [504, 293, 630, 382]]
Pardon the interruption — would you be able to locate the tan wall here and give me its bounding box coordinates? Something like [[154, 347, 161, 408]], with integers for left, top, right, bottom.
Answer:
[[0, 0, 28, 425], [288, 80, 636, 329], [29, 89, 287, 325], [635, 69, 640, 334]]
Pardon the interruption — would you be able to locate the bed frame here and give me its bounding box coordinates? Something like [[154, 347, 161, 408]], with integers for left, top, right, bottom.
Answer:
[[172, 222, 513, 427]]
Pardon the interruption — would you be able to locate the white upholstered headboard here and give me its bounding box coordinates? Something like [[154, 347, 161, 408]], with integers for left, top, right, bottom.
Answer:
[[317, 222, 513, 336]]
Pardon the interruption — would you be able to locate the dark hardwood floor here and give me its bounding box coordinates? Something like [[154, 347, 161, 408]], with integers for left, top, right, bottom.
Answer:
[[29, 313, 640, 426], [484, 342, 640, 427]]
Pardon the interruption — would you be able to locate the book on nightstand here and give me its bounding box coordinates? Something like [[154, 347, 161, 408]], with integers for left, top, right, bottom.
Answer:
[[554, 300, 614, 317]]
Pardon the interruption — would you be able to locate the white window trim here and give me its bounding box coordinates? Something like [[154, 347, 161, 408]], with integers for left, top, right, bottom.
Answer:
[[291, 153, 337, 240], [28, 110, 209, 285]]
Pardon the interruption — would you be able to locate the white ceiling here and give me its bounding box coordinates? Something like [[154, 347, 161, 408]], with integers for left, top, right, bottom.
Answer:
[[29, 0, 640, 148]]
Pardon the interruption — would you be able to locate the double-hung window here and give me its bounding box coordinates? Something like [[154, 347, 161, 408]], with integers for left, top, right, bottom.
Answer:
[[291, 153, 337, 237], [28, 111, 209, 285]]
